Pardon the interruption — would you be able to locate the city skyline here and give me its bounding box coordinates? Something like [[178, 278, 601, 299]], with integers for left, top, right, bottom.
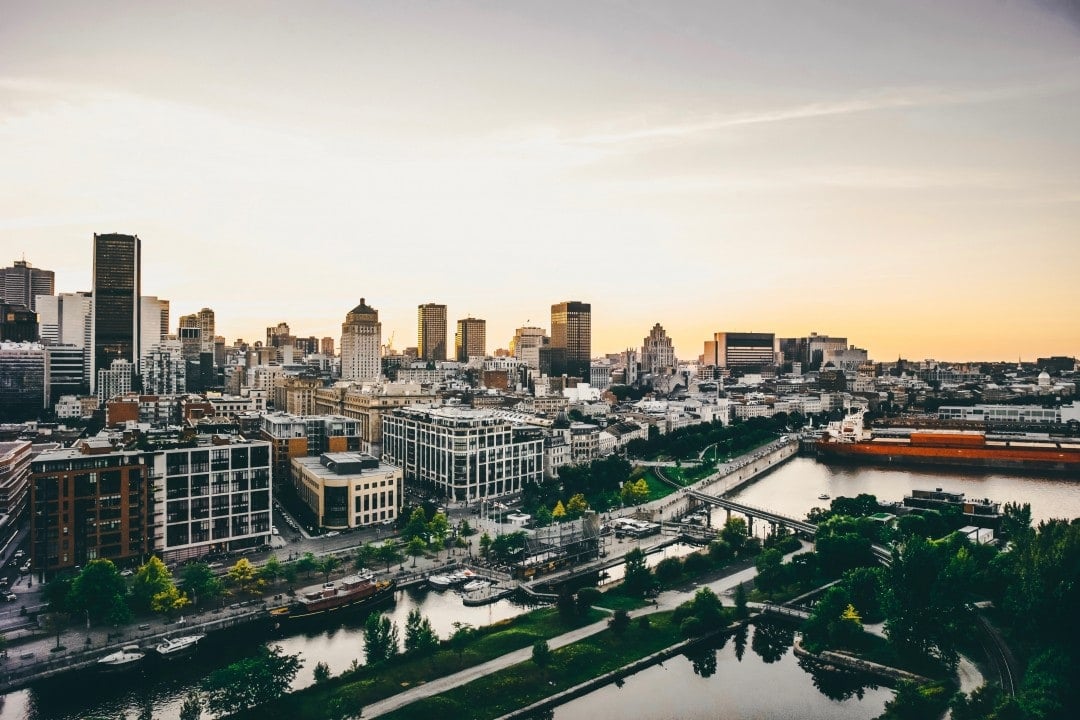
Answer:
[[2, 1, 1079, 361]]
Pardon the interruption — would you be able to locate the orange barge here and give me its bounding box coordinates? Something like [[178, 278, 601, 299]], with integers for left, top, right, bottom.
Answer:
[[817, 413, 1080, 474]]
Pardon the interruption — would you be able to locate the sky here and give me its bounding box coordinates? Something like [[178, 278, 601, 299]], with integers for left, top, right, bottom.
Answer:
[[1, 0, 1079, 363]]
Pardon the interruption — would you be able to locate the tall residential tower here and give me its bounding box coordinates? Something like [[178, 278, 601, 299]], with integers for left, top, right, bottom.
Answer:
[[455, 317, 486, 362]]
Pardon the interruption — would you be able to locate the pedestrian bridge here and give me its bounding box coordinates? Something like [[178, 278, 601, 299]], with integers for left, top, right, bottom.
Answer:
[[684, 491, 892, 566]]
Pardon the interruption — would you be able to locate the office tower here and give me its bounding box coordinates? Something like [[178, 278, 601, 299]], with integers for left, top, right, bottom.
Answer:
[[1, 259, 54, 311], [141, 339, 186, 394], [196, 308, 215, 353], [455, 317, 486, 362], [139, 296, 169, 362], [417, 303, 447, 362], [178, 314, 202, 361], [0, 341, 45, 421], [0, 303, 38, 342], [702, 332, 778, 370], [45, 345, 88, 405], [641, 323, 676, 377], [266, 322, 292, 348], [91, 233, 141, 394], [510, 326, 549, 372], [340, 298, 382, 382], [550, 301, 591, 380], [321, 337, 335, 357]]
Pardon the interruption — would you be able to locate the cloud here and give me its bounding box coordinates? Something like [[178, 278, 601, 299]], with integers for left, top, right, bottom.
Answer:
[[567, 77, 1080, 147]]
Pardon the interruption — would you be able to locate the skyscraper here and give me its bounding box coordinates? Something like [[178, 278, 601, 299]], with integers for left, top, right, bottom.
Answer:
[[455, 317, 486, 362], [91, 233, 141, 393], [196, 307, 215, 353], [641, 323, 676, 377], [550, 301, 591, 380], [341, 298, 382, 382], [417, 303, 447, 362], [1, 259, 54, 311]]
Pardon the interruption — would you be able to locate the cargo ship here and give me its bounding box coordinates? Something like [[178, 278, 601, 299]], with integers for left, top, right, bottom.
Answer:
[[267, 571, 395, 625], [816, 411, 1080, 474]]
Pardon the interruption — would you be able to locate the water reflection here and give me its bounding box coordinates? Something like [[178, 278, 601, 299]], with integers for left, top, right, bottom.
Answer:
[[549, 622, 892, 720], [750, 620, 793, 664]]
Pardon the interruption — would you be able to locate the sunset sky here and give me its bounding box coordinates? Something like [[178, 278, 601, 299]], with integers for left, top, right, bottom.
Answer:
[[2, 1, 1078, 362]]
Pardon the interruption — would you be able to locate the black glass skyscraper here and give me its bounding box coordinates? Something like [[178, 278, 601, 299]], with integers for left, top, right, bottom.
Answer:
[[550, 300, 591, 380], [91, 233, 141, 392]]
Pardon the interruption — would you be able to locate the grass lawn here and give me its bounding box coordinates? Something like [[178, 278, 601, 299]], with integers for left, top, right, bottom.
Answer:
[[638, 469, 679, 502], [232, 607, 606, 720], [381, 611, 692, 720]]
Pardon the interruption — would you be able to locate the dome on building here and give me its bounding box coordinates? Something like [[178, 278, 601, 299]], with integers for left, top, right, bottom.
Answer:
[[1038, 370, 1051, 387]]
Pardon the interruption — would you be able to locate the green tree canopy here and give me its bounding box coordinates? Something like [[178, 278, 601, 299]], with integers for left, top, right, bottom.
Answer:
[[363, 612, 400, 664], [68, 559, 127, 624], [131, 556, 180, 613], [404, 608, 439, 655], [202, 645, 303, 715], [180, 562, 222, 607]]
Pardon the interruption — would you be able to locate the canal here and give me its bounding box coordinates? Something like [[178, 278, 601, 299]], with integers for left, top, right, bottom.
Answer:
[[3, 458, 1078, 719]]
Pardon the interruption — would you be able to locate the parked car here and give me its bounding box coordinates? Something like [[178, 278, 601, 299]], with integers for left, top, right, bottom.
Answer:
[[3, 593, 16, 602], [120, 569, 134, 577], [19, 562, 30, 574]]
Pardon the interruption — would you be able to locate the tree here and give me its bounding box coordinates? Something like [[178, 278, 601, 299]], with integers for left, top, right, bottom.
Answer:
[[179, 692, 202, 720], [655, 556, 683, 586], [556, 587, 576, 622], [42, 572, 76, 614], [406, 537, 427, 568], [721, 517, 749, 552], [313, 660, 332, 684], [608, 609, 631, 637], [404, 608, 439, 655], [377, 542, 404, 572], [566, 493, 589, 519], [458, 519, 476, 537], [354, 543, 378, 571], [449, 622, 474, 665], [131, 556, 180, 613], [478, 532, 493, 559], [203, 645, 303, 715], [428, 512, 450, 551], [180, 562, 222, 608], [42, 611, 70, 650], [621, 479, 649, 506], [403, 506, 429, 543], [317, 555, 342, 582], [884, 536, 966, 667], [151, 584, 191, 615], [260, 556, 283, 586], [531, 640, 553, 677], [295, 552, 318, 578], [576, 587, 602, 616], [734, 582, 749, 620], [551, 500, 567, 522], [68, 559, 127, 624], [534, 505, 553, 527], [363, 612, 399, 664], [227, 558, 264, 596], [621, 547, 653, 596]]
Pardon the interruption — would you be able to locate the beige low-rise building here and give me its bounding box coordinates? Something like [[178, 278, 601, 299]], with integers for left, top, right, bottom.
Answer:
[[292, 452, 402, 530]]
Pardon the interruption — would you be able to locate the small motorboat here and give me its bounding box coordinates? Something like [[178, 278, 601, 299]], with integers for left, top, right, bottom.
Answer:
[[154, 634, 205, 659], [462, 579, 490, 593], [818, 493, 830, 500], [98, 645, 145, 671], [427, 574, 454, 589]]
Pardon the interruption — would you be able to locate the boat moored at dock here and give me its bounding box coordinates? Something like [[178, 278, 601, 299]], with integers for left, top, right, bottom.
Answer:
[[267, 572, 395, 624]]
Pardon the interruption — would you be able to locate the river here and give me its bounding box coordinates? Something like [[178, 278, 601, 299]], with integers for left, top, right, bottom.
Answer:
[[2, 458, 1077, 719]]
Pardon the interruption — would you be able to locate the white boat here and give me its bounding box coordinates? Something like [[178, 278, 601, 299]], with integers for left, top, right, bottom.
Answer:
[[818, 493, 831, 500], [98, 645, 145, 671], [427, 574, 454, 589], [154, 634, 205, 659], [461, 579, 490, 593]]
